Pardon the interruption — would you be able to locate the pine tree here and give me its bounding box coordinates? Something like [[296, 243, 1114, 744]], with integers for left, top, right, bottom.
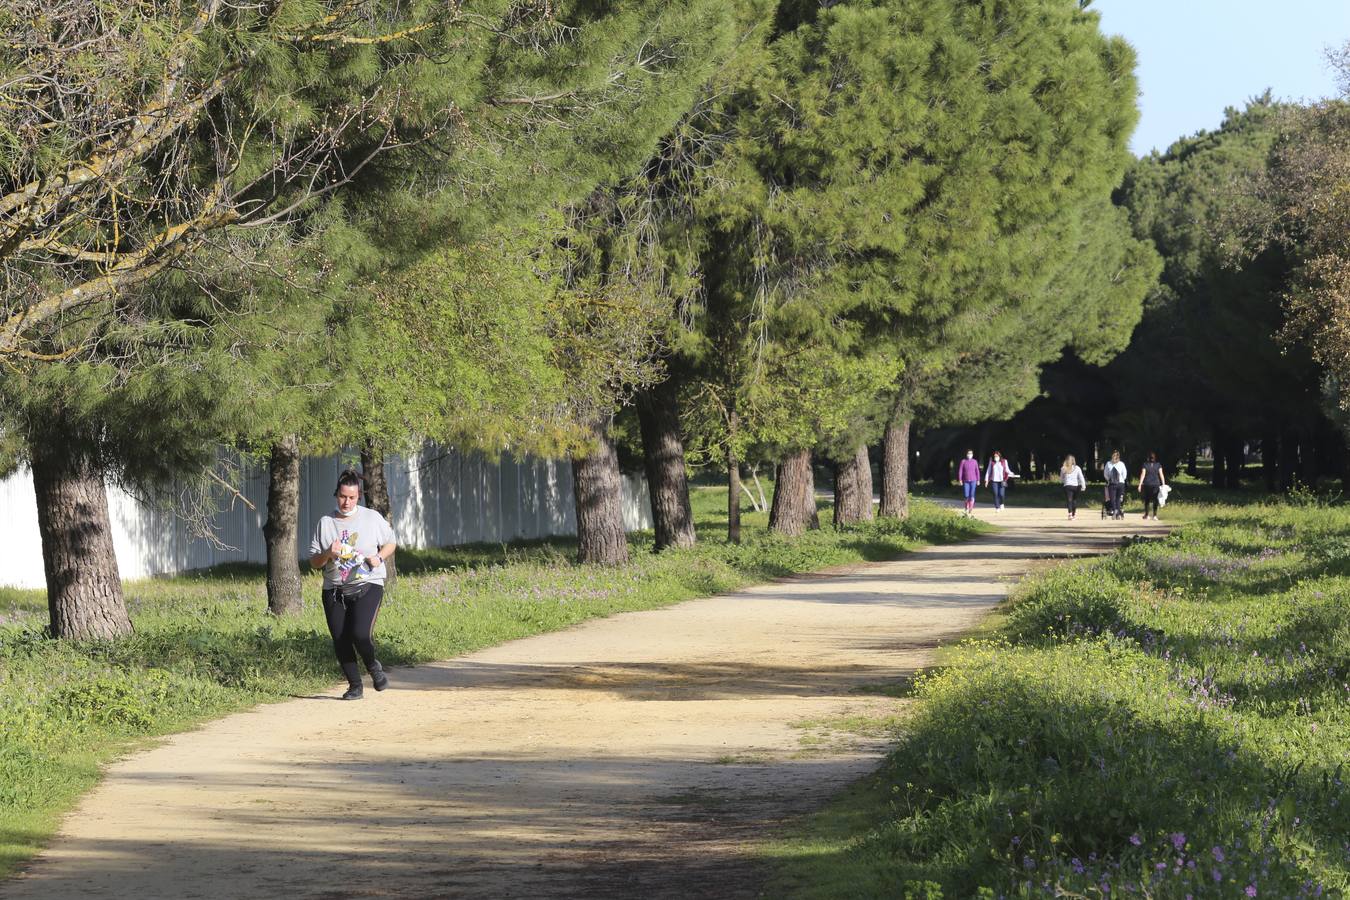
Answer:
[[1114, 99, 1325, 486], [0, 1, 744, 634]]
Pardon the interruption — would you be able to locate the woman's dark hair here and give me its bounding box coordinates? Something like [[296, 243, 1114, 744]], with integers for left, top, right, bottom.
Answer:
[[334, 469, 363, 496], [1147, 451, 1158, 463]]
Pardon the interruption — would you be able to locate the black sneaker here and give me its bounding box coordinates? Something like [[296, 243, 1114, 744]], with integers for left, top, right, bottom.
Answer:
[[370, 663, 389, 692], [342, 684, 364, 700]]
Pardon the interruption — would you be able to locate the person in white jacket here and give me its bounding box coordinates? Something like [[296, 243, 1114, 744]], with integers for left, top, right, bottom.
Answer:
[[983, 450, 1016, 512], [1103, 450, 1128, 520], [1061, 455, 1087, 520]]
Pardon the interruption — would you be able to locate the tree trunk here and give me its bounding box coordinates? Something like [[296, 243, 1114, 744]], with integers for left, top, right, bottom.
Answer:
[[770, 449, 819, 536], [1262, 431, 1279, 492], [1299, 433, 1317, 488], [360, 440, 392, 519], [637, 382, 696, 551], [855, 445, 875, 521], [264, 435, 304, 616], [572, 416, 630, 565], [1226, 434, 1245, 490], [30, 443, 132, 641], [833, 445, 874, 527], [1211, 429, 1226, 489], [359, 439, 397, 587], [727, 410, 741, 545], [880, 416, 911, 519], [1186, 448, 1198, 478], [1279, 428, 1299, 491]]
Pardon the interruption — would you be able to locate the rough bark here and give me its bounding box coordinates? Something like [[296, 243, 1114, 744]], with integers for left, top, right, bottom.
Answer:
[[1279, 428, 1299, 491], [264, 435, 303, 616], [833, 445, 874, 527], [360, 440, 392, 519], [880, 417, 912, 519], [1227, 434, 1245, 490], [636, 382, 696, 552], [360, 439, 397, 586], [572, 416, 630, 565], [855, 445, 875, 520], [769, 449, 819, 536], [1262, 431, 1278, 492], [1211, 429, 1227, 489], [31, 444, 132, 640], [727, 410, 741, 545]]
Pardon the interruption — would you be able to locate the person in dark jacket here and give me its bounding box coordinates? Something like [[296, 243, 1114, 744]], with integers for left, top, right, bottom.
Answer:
[[1137, 451, 1166, 521]]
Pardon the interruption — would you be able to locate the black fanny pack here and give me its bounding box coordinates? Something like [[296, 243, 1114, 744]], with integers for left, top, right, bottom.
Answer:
[[330, 582, 372, 605]]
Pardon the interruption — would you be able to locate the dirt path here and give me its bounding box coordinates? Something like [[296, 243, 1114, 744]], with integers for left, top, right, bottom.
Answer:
[[3, 506, 1165, 900]]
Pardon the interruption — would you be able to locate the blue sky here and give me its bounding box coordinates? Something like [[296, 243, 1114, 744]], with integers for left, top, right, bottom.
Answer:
[[1092, 0, 1350, 156]]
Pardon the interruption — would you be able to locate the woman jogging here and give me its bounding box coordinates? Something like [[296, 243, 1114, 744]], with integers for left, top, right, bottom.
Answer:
[[1103, 450, 1128, 520], [958, 449, 981, 516], [1061, 455, 1087, 520], [1138, 451, 1166, 520], [984, 450, 1015, 513], [309, 470, 397, 700]]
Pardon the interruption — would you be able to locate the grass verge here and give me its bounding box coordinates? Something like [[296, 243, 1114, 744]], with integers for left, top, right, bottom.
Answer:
[[0, 490, 984, 878], [767, 501, 1350, 898]]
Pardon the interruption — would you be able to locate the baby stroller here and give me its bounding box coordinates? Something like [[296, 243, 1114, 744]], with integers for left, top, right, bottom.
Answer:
[[1100, 481, 1125, 520]]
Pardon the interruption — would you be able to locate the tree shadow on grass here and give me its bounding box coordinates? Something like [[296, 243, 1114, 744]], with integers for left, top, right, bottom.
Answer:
[[816, 686, 1344, 898]]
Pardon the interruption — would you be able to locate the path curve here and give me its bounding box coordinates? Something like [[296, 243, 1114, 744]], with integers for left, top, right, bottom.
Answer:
[[3, 506, 1166, 900]]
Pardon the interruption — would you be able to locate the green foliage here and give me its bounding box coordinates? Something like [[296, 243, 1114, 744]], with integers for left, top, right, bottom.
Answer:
[[0, 494, 983, 876], [695, 0, 1145, 461], [1112, 98, 1322, 449], [771, 503, 1350, 898]]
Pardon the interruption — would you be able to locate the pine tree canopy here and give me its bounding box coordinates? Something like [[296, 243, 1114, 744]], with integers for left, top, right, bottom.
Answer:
[[0, 0, 740, 360], [1112, 99, 1322, 441], [668, 0, 1147, 461], [0, 1, 744, 483]]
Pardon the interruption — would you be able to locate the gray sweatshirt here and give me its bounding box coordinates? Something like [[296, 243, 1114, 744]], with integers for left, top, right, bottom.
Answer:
[[309, 505, 396, 590]]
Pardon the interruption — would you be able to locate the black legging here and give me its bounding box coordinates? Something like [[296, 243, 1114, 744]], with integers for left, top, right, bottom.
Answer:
[[1108, 483, 1125, 516], [323, 584, 384, 679], [1142, 485, 1160, 517], [1064, 486, 1078, 515]]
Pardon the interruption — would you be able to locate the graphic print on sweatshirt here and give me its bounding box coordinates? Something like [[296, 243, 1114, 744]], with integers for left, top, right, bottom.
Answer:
[[334, 529, 367, 583]]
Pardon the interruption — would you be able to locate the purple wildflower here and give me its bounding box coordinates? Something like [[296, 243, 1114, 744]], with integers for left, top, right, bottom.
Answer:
[[1171, 832, 1187, 851], [1212, 847, 1225, 862], [1246, 886, 1258, 897]]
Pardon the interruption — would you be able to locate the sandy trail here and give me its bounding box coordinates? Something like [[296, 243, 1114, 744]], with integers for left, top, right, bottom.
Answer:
[[3, 505, 1165, 900]]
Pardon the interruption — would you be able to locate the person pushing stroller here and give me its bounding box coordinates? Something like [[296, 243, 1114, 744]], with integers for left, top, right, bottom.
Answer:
[[1103, 451, 1127, 520]]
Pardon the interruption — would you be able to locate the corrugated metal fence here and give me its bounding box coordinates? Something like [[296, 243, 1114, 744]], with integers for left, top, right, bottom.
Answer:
[[0, 446, 651, 590]]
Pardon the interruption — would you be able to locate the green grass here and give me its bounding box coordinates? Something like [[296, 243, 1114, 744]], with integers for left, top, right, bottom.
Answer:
[[0, 488, 985, 878], [768, 501, 1350, 898]]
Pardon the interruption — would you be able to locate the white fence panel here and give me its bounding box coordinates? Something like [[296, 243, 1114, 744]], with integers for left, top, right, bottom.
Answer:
[[0, 446, 651, 590]]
